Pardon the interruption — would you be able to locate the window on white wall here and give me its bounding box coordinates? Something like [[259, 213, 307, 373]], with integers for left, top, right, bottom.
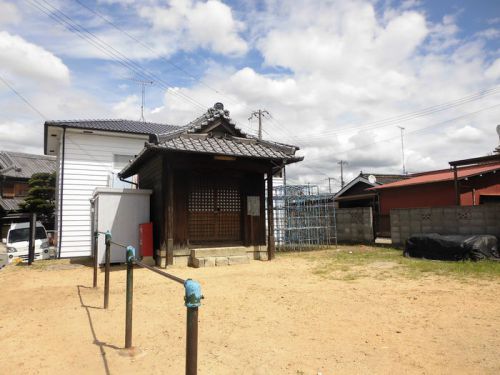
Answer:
[[110, 154, 136, 188]]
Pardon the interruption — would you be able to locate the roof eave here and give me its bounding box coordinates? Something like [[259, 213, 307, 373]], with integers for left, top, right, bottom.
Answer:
[[119, 145, 304, 178]]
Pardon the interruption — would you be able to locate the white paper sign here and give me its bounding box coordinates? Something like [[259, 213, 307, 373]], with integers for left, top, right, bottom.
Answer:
[[247, 196, 260, 216]]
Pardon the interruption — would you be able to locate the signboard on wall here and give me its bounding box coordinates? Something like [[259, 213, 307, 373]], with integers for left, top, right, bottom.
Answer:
[[247, 196, 260, 216]]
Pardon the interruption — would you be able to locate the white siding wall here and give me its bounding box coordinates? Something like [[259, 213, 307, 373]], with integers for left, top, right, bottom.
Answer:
[[59, 131, 147, 257]]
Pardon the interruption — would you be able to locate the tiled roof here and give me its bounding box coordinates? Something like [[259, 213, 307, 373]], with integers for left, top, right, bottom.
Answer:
[[157, 135, 300, 160], [155, 104, 300, 158], [359, 173, 408, 185], [372, 163, 500, 190], [45, 119, 179, 135], [0, 197, 24, 212], [120, 103, 303, 177], [0, 151, 56, 179]]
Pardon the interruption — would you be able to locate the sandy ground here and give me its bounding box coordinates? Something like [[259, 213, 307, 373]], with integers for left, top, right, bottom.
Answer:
[[0, 252, 499, 375]]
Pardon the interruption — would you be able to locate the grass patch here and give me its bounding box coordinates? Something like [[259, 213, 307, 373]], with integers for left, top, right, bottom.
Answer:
[[278, 245, 500, 280]]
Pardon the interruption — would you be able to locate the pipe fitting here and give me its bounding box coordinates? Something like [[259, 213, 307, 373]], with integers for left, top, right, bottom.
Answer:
[[105, 230, 112, 245], [184, 279, 203, 308], [126, 246, 136, 263]]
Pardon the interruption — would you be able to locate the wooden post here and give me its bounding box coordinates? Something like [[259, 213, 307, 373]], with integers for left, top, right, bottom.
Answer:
[[28, 213, 36, 265], [92, 232, 98, 288], [104, 234, 111, 309], [267, 168, 275, 260], [453, 166, 460, 206], [166, 163, 174, 267]]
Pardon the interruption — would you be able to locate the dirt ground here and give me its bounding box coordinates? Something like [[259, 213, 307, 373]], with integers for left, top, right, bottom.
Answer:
[[0, 249, 499, 375]]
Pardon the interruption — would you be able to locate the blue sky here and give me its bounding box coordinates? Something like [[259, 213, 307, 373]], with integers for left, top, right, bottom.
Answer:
[[0, 0, 499, 190]]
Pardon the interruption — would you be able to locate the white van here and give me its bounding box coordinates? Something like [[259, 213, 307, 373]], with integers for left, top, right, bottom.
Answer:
[[2, 222, 50, 263]]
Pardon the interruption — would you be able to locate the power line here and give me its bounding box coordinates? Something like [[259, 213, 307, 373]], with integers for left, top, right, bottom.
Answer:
[[28, 0, 208, 112], [30, 0, 257, 134], [303, 103, 500, 164], [0, 73, 46, 120], [264, 86, 500, 144], [73, 0, 236, 103], [68, 0, 500, 150]]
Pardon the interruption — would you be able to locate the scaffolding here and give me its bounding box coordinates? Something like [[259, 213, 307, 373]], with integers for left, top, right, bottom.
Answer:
[[273, 185, 337, 251]]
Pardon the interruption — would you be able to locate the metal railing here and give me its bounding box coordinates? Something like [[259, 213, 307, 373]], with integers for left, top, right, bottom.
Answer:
[[93, 231, 203, 375]]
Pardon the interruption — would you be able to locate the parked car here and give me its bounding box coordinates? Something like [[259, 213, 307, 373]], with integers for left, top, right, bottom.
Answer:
[[1, 222, 50, 263]]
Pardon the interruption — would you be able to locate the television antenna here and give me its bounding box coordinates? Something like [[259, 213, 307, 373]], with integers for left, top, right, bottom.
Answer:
[[131, 79, 153, 121], [397, 126, 406, 174]]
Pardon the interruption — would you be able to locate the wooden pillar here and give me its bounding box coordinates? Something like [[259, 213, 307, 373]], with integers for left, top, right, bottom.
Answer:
[[166, 163, 174, 267], [267, 167, 275, 260], [28, 213, 36, 265], [453, 166, 460, 206]]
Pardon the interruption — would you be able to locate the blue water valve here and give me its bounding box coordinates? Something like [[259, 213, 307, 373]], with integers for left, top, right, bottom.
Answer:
[[126, 246, 136, 263], [184, 279, 203, 308], [105, 230, 112, 245]]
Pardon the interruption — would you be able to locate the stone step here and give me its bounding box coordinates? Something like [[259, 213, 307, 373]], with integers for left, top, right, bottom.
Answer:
[[190, 246, 247, 258], [192, 255, 249, 268]]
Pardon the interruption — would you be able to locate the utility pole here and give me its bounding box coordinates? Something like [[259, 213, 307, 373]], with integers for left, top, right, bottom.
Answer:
[[249, 109, 270, 140], [327, 177, 336, 193], [131, 79, 153, 122], [338, 160, 348, 188], [397, 126, 406, 174]]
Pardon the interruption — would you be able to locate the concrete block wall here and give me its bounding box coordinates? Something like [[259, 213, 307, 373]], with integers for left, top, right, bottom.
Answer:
[[391, 204, 500, 245], [335, 207, 373, 243]]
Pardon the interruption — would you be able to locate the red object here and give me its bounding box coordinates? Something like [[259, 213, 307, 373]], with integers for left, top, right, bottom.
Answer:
[[373, 163, 499, 190], [371, 163, 500, 215], [139, 223, 153, 257]]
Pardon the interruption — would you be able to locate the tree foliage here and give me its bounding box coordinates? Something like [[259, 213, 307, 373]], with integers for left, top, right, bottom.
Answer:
[[20, 172, 56, 226]]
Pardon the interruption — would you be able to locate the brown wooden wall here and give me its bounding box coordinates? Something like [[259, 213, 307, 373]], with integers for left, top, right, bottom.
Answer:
[[138, 152, 270, 264], [137, 155, 165, 252], [241, 172, 266, 246]]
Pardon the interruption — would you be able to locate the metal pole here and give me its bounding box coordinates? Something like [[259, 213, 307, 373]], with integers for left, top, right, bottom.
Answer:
[[398, 126, 406, 174], [453, 166, 459, 206], [186, 307, 198, 375], [93, 231, 98, 288], [104, 231, 111, 309], [258, 109, 262, 141], [338, 161, 347, 188], [184, 279, 202, 375], [125, 246, 135, 349], [28, 213, 36, 265]]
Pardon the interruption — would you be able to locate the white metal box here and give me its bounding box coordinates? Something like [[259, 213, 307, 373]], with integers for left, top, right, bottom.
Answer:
[[91, 188, 152, 264]]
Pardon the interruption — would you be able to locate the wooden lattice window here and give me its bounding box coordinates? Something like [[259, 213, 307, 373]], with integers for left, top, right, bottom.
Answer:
[[188, 176, 241, 242]]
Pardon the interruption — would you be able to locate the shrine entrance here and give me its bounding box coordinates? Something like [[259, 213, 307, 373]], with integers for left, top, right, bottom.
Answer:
[[188, 174, 242, 244]]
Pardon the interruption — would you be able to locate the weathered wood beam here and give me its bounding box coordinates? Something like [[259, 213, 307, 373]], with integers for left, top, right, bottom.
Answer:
[[166, 162, 175, 266], [267, 167, 275, 260]]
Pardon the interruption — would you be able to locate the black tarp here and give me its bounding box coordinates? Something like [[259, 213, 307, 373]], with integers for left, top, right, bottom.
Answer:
[[404, 233, 500, 261]]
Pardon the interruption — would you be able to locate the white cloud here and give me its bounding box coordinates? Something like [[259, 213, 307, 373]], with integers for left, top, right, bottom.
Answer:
[[485, 58, 500, 80], [139, 0, 248, 56], [0, 31, 70, 84], [0, 1, 20, 25], [448, 125, 483, 142], [2, 0, 499, 193], [476, 28, 500, 40], [0, 121, 44, 154], [140, 0, 500, 190], [112, 95, 142, 119]]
